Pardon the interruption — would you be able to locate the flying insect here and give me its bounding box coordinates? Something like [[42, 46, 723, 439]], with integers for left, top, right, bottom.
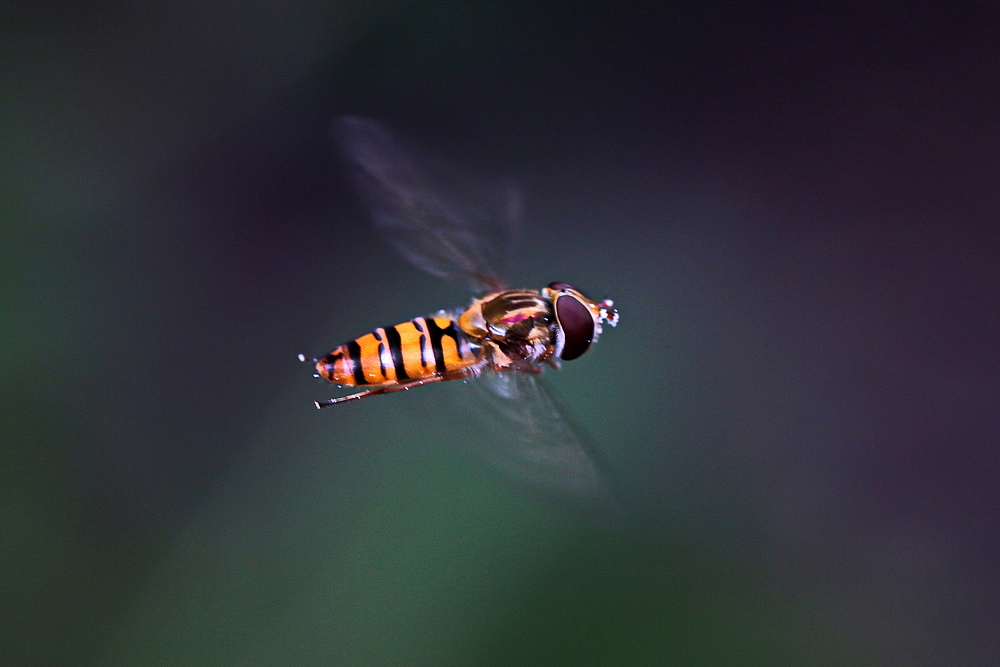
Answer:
[[301, 116, 620, 512]]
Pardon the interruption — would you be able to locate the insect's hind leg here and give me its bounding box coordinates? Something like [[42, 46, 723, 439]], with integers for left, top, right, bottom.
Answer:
[[314, 375, 449, 408]]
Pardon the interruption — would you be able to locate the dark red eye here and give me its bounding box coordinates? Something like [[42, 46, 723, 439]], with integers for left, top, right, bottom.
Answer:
[[555, 294, 595, 360], [548, 281, 575, 291]]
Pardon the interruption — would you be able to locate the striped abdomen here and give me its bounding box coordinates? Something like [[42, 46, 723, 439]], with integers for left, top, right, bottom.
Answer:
[[316, 315, 482, 387]]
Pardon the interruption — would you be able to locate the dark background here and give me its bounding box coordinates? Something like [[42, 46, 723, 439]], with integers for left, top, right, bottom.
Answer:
[[3, 2, 998, 665]]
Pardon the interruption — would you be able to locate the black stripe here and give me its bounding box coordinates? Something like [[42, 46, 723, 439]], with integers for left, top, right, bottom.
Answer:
[[373, 329, 387, 377], [383, 326, 409, 380], [426, 318, 459, 374], [346, 340, 366, 385], [413, 318, 429, 368], [504, 297, 543, 310], [321, 349, 344, 363], [320, 349, 344, 381]]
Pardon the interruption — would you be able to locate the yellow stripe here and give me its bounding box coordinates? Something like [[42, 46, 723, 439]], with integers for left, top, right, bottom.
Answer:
[[335, 349, 351, 384], [440, 330, 462, 371], [393, 321, 426, 380], [357, 332, 391, 384]]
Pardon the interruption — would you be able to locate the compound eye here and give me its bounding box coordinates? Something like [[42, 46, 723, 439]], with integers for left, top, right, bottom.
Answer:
[[555, 294, 595, 360], [548, 281, 575, 291]]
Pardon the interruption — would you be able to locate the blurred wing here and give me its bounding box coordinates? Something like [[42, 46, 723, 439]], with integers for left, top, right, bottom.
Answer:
[[464, 371, 622, 522], [333, 115, 519, 293]]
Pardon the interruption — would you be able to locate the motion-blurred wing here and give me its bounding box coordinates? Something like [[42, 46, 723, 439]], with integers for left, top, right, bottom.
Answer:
[[465, 371, 621, 521], [333, 115, 519, 294]]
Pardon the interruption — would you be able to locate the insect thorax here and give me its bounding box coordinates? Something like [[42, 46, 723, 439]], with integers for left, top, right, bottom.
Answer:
[[458, 290, 556, 367]]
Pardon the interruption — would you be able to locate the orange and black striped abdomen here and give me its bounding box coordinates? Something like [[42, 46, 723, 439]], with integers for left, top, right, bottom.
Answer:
[[316, 316, 482, 387]]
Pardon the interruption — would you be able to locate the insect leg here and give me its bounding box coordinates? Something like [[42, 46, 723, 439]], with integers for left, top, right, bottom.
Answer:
[[314, 372, 471, 408], [311, 353, 488, 408], [314, 376, 443, 408]]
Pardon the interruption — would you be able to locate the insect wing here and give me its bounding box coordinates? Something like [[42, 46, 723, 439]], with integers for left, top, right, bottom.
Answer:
[[463, 371, 621, 521], [333, 115, 519, 293]]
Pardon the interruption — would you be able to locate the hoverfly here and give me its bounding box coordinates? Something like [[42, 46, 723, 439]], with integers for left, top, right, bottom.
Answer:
[[301, 116, 620, 511]]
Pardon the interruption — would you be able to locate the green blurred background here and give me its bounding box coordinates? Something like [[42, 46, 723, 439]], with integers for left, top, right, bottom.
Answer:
[[3, 2, 997, 665]]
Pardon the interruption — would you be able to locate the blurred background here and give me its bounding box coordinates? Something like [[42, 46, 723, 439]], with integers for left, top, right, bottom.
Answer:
[[2, 2, 998, 665]]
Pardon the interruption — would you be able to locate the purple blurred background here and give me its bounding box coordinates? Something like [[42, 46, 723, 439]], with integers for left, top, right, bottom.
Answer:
[[3, 2, 998, 665]]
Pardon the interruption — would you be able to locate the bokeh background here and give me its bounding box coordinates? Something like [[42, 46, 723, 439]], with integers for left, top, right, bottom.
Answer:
[[3, 2, 998, 665]]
